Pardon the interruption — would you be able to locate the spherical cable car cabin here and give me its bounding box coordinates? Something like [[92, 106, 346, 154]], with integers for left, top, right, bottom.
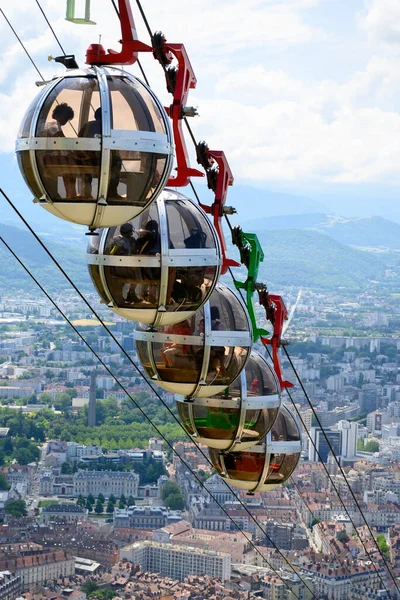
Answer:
[[175, 350, 281, 451], [134, 282, 252, 398], [209, 405, 301, 493], [87, 189, 221, 326], [16, 67, 174, 228]]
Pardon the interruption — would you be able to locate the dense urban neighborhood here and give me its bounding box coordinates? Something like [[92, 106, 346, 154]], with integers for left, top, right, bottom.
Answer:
[[0, 284, 397, 599]]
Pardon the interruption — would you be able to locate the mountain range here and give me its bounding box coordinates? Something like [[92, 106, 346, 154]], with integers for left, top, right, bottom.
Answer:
[[252, 228, 390, 289], [0, 223, 90, 293], [0, 154, 399, 292], [0, 220, 396, 293], [244, 213, 400, 251]]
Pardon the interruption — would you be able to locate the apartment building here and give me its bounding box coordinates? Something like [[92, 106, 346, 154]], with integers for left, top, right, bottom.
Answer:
[[73, 470, 139, 498], [0, 551, 74, 591], [120, 540, 231, 582]]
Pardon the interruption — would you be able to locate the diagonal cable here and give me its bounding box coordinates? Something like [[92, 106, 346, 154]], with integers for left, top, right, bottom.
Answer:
[[284, 346, 399, 595], [234, 274, 392, 595], [5, 4, 393, 594], [0, 188, 319, 598], [0, 234, 306, 600], [35, 0, 66, 55], [1, 8, 44, 80]]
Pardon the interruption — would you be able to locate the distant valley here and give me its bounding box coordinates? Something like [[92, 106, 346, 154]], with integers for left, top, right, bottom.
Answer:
[[244, 213, 400, 251]]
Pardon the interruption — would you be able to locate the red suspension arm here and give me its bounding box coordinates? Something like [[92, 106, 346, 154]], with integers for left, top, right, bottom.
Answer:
[[86, 0, 153, 65], [259, 292, 294, 390]]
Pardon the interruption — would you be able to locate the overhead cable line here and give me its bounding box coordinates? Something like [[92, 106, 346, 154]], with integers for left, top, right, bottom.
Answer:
[[115, 4, 396, 593], [129, 3, 397, 589], [110, 0, 150, 85], [0, 235, 306, 600], [4, 4, 391, 594], [0, 6, 312, 568], [0, 8, 45, 80], [230, 278, 390, 590], [284, 388, 385, 584], [35, 0, 66, 56], [284, 347, 400, 595], [0, 188, 317, 600]]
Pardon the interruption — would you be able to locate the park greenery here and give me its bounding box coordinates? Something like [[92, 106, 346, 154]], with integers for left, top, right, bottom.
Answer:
[[4, 499, 27, 518], [357, 439, 380, 453], [376, 534, 390, 559], [336, 530, 350, 544], [160, 481, 184, 511], [81, 582, 117, 599], [0, 393, 185, 466], [77, 491, 135, 515]]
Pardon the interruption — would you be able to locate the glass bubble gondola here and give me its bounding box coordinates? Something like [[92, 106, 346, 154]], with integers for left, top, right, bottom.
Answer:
[[176, 350, 281, 451], [209, 405, 301, 493], [16, 67, 174, 228], [134, 282, 252, 398], [87, 189, 221, 326]]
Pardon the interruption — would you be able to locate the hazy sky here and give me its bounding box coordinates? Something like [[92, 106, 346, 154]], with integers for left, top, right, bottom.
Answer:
[[2, 0, 400, 197]]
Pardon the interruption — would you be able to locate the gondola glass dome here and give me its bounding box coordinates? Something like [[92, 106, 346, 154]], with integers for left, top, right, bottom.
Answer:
[[209, 405, 301, 493], [87, 189, 221, 326], [176, 350, 281, 451], [134, 282, 252, 398], [16, 66, 174, 228]]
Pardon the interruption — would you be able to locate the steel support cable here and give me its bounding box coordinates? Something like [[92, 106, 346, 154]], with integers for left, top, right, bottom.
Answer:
[[289, 476, 355, 577], [1, 8, 80, 136], [284, 395, 382, 580], [0, 190, 317, 600], [284, 346, 400, 595], [35, 0, 66, 56], [2, 7, 309, 591], [263, 344, 391, 593], [121, 2, 394, 586], [0, 237, 305, 600], [3, 6, 379, 593], [0, 8, 44, 80], [285, 390, 385, 583], [119, 3, 395, 591], [133, 0, 202, 164], [110, 0, 150, 86], [233, 278, 390, 592], [288, 476, 354, 577], [289, 477, 361, 583], [134, 0, 152, 39]]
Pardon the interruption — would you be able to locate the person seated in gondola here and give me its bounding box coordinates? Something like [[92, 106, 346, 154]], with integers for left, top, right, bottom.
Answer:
[[78, 108, 122, 200], [134, 220, 162, 303], [209, 305, 225, 375], [161, 320, 192, 368], [135, 219, 161, 255], [41, 103, 77, 199], [171, 227, 207, 305], [109, 222, 142, 304]]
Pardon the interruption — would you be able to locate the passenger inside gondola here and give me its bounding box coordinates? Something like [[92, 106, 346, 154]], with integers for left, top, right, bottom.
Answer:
[[78, 107, 123, 200], [109, 222, 143, 304], [41, 103, 77, 199], [160, 320, 192, 368]]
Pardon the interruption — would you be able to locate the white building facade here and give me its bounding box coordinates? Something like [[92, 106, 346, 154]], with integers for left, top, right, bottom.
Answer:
[[120, 540, 231, 582]]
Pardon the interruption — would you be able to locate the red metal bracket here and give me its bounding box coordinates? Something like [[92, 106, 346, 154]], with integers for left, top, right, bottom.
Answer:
[[162, 43, 204, 186], [259, 292, 293, 390], [85, 2, 204, 187], [86, 0, 153, 65], [196, 146, 240, 274]]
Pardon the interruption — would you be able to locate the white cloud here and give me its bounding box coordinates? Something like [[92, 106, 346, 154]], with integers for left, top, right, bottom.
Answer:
[[199, 60, 400, 184], [361, 0, 400, 45], [3, 1, 400, 186], [0, 0, 325, 153]]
